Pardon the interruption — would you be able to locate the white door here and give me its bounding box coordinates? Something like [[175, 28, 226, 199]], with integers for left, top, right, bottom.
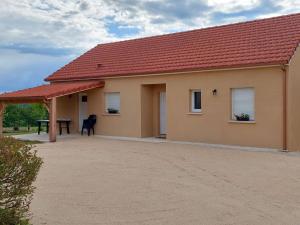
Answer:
[[160, 92, 166, 135], [79, 94, 88, 131]]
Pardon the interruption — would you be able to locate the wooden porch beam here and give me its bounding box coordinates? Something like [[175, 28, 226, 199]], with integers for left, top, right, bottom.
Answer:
[[0, 102, 6, 138], [49, 97, 57, 142], [43, 100, 50, 112]]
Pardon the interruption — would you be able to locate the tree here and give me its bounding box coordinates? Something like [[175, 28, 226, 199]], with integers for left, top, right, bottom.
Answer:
[[3, 105, 22, 130], [3, 104, 48, 130]]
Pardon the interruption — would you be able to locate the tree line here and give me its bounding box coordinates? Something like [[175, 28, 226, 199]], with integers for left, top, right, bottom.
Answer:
[[3, 104, 48, 130]]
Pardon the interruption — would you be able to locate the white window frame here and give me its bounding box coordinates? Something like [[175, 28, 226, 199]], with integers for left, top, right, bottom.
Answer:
[[190, 89, 202, 113], [231, 87, 255, 121], [105, 92, 120, 114]]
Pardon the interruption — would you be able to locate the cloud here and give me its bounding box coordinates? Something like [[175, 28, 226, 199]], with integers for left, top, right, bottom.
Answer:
[[142, 0, 210, 24], [1, 0, 300, 92], [106, 21, 141, 37], [0, 44, 74, 56], [210, 0, 283, 24], [207, 0, 261, 14], [79, 1, 90, 11], [0, 49, 74, 92]]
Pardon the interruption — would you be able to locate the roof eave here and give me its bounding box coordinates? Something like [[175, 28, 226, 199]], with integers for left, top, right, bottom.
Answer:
[[45, 61, 288, 82], [0, 96, 46, 103]]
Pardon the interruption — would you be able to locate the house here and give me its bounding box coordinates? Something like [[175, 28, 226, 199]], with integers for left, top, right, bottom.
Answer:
[[1, 13, 300, 151]]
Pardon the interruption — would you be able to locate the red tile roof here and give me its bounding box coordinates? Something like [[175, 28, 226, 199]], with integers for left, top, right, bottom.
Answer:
[[46, 13, 300, 81], [0, 81, 104, 102]]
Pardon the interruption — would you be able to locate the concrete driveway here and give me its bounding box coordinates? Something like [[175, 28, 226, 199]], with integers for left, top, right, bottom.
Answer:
[[30, 136, 300, 225]]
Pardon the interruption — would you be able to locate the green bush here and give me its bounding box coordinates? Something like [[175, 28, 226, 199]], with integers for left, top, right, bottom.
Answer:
[[0, 137, 43, 225]]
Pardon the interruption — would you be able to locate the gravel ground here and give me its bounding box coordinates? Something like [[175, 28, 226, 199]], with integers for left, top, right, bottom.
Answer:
[[30, 136, 300, 225]]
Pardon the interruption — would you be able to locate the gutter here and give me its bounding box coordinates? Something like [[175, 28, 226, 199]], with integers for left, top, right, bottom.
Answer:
[[281, 65, 288, 151], [46, 64, 283, 83]]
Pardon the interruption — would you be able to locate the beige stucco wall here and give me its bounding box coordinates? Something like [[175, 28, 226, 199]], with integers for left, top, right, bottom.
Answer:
[[56, 94, 79, 133], [287, 46, 300, 151], [166, 69, 284, 148], [141, 85, 154, 137], [56, 66, 284, 149], [88, 80, 141, 137], [141, 84, 166, 137]]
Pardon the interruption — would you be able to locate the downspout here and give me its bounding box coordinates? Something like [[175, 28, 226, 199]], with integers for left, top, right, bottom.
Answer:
[[281, 65, 288, 152]]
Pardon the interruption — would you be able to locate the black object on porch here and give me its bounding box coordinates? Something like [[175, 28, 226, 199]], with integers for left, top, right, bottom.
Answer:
[[81, 115, 97, 136], [37, 119, 71, 135]]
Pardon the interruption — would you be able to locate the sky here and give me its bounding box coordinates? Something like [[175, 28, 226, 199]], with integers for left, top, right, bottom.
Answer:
[[0, 0, 300, 92]]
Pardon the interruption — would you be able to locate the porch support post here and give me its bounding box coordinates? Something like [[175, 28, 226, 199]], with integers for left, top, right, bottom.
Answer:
[[49, 97, 57, 142], [0, 102, 5, 138]]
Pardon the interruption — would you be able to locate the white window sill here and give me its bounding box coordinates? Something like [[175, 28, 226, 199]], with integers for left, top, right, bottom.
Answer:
[[187, 112, 203, 115], [102, 113, 121, 116], [228, 120, 256, 124]]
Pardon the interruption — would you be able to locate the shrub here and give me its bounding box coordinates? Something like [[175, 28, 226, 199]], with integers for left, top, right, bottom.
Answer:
[[234, 113, 250, 121], [0, 137, 43, 225]]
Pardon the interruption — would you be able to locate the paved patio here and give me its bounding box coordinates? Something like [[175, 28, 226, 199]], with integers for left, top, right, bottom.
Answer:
[[30, 136, 300, 225]]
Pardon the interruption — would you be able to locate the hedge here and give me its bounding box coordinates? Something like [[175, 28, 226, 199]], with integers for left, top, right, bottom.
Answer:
[[0, 137, 43, 225]]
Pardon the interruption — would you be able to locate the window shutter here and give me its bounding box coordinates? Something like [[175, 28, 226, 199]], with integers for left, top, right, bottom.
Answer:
[[232, 88, 254, 120], [106, 93, 120, 111]]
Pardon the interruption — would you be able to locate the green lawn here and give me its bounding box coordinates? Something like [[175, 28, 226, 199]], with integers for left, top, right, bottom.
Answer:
[[3, 128, 43, 144], [3, 127, 39, 136]]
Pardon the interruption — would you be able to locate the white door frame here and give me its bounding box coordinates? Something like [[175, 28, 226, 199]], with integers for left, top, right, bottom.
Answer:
[[159, 92, 166, 135], [78, 93, 88, 132]]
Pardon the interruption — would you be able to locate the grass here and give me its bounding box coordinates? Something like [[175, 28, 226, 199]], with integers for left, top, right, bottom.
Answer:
[[3, 127, 39, 136], [3, 127, 44, 144]]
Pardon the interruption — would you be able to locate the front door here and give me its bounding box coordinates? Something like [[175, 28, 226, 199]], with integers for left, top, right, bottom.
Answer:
[[79, 94, 88, 131], [160, 92, 166, 135]]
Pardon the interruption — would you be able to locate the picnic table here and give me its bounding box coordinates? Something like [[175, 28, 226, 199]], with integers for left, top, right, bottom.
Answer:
[[37, 119, 71, 135]]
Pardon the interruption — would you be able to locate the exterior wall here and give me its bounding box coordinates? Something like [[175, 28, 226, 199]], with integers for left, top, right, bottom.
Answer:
[[166, 68, 283, 148], [287, 46, 300, 151], [141, 84, 166, 137], [56, 66, 284, 149], [141, 85, 154, 137], [56, 94, 79, 133], [88, 80, 141, 137]]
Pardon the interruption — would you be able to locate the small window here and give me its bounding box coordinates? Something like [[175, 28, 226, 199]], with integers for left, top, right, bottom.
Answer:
[[105, 92, 120, 114], [191, 90, 201, 113], [81, 96, 87, 102], [231, 88, 255, 121]]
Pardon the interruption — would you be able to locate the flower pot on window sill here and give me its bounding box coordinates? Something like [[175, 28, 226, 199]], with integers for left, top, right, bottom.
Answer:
[[107, 108, 119, 114], [234, 113, 250, 121]]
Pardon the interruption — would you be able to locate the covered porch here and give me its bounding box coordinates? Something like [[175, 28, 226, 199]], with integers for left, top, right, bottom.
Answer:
[[0, 81, 104, 142]]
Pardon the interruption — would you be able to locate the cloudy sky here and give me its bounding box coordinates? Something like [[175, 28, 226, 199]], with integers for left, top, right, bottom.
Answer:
[[0, 0, 300, 92]]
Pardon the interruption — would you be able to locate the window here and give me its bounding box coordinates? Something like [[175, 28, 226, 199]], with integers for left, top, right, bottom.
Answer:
[[231, 88, 255, 121], [105, 92, 120, 114], [191, 90, 201, 113], [81, 95, 87, 102]]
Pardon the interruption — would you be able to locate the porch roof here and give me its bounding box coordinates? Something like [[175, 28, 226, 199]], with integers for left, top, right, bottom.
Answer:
[[0, 81, 104, 103]]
